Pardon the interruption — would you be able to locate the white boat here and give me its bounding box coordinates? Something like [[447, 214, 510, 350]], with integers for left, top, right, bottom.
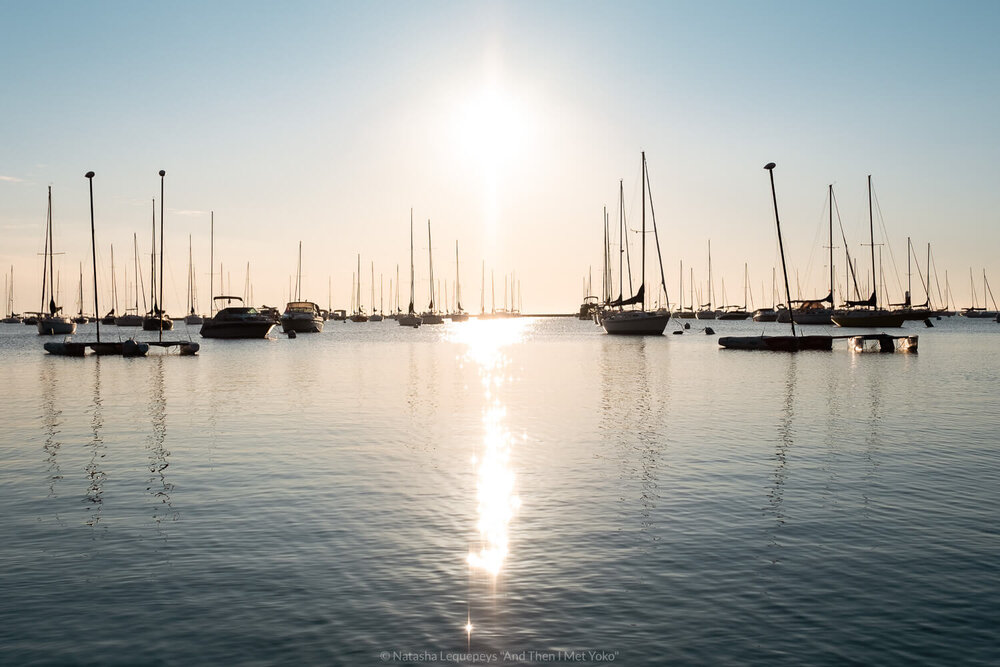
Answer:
[[37, 187, 76, 336], [280, 242, 323, 332], [420, 219, 444, 324], [601, 152, 669, 336]]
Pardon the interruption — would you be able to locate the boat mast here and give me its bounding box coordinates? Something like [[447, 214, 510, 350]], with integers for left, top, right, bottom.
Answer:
[[640, 153, 646, 311], [868, 174, 876, 310], [644, 152, 668, 311], [828, 184, 834, 306], [409, 210, 415, 315], [45, 186, 55, 315], [158, 170, 166, 338], [149, 199, 156, 317], [427, 220, 435, 312], [85, 171, 100, 341], [296, 241, 303, 301], [455, 240, 462, 312], [765, 163, 796, 337], [210, 212, 214, 316]]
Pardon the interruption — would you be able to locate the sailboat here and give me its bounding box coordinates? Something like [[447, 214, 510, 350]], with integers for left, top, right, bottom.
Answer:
[[142, 187, 174, 332], [281, 241, 324, 332], [962, 269, 999, 318], [369, 262, 384, 322], [450, 240, 469, 321], [718, 263, 753, 320], [2, 266, 21, 323], [116, 234, 144, 326], [398, 211, 422, 327], [100, 245, 118, 325], [600, 152, 670, 335], [420, 220, 445, 324], [349, 254, 369, 322], [184, 235, 204, 324], [777, 184, 837, 325], [44, 172, 153, 356], [830, 176, 906, 328], [719, 163, 832, 351], [695, 240, 718, 319], [37, 186, 76, 335]]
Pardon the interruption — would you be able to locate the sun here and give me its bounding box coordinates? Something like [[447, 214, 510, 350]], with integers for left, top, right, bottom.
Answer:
[[455, 85, 527, 169]]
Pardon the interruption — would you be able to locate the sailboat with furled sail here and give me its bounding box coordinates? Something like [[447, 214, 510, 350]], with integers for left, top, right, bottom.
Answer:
[[600, 152, 670, 335], [830, 176, 906, 328], [280, 241, 324, 332], [719, 163, 832, 351], [420, 219, 445, 324], [184, 235, 204, 324], [37, 186, 76, 336], [449, 240, 469, 321], [399, 209, 422, 327], [142, 183, 174, 332]]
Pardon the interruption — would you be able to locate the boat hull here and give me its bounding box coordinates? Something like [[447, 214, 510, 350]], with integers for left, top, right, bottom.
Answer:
[[420, 313, 445, 324], [200, 321, 275, 339], [777, 309, 833, 325], [831, 310, 906, 328], [602, 310, 670, 336], [184, 314, 204, 325], [398, 314, 422, 327], [281, 316, 323, 333], [719, 335, 833, 351], [115, 314, 143, 326], [37, 317, 76, 335], [695, 310, 718, 320], [142, 316, 174, 331]]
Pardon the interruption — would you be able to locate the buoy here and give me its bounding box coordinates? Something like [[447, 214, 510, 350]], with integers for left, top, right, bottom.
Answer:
[[705, 327, 715, 335], [288, 330, 297, 338]]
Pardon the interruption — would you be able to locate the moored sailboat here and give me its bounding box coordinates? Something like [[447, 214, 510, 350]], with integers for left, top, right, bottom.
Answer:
[[600, 152, 670, 336], [399, 210, 422, 327], [830, 176, 905, 328], [281, 241, 323, 332], [719, 163, 832, 351], [420, 220, 444, 324], [37, 186, 76, 336]]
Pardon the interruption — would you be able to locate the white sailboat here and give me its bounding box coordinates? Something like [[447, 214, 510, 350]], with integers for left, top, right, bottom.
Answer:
[[601, 152, 670, 335]]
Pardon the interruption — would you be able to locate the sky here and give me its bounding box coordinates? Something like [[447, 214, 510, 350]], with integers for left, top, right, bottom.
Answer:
[[2, 1, 999, 315]]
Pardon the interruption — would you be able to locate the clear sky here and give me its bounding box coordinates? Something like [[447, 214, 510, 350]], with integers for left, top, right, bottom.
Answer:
[[2, 1, 999, 314]]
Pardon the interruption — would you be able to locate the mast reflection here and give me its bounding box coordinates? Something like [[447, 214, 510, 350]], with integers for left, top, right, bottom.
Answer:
[[84, 358, 107, 528], [40, 362, 64, 501], [147, 357, 176, 524]]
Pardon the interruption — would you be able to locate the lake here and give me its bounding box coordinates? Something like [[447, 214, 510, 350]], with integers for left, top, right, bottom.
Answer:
[[1, 316, 997, 665]]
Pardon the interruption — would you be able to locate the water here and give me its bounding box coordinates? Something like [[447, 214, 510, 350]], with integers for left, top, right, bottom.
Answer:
[[1, 317, 998, 666]]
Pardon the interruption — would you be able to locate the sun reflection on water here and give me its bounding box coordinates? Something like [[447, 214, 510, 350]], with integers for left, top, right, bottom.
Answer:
[[450, 319, 525, 579]]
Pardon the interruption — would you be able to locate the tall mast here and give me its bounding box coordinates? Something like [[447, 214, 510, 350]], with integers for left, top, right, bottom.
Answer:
[[828, 184, 834, 305], [357, 254, 362, 313], [427, 220, 435, 311], [409, 209, 415, 314], [765, 163, 796, 337], [297, 241, 303, 301], [85, 171, 100, 341], [158, 170, 166, 338], [455, 240, 462, 312], [46, 186, 55, 314], [868, 174, 876, 309], [134, 233, 141, 314], [640, 152, 646, 311], [210, 212, 214, 316], [481, 261, 485, 314], [150, 198, 156, 317]]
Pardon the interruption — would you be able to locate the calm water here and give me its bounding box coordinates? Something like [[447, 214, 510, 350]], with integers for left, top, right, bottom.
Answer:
[[1, 316, 998, 666]]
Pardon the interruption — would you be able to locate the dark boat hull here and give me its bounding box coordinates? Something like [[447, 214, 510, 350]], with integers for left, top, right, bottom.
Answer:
[[200, 321, 274, 339], [719, 335, 833, 351], [142, 316, 174, 331]]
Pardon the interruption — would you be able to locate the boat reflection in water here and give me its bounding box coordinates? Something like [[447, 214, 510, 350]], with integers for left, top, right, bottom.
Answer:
[[449, 319, 524, 639]]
